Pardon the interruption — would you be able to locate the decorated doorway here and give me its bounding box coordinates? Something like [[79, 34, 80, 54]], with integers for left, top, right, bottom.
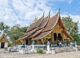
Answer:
[[54, 33, 57, 41], [58, 33, 63, 41], [1, 42, 4, 48], [53, 33, 63, 42]]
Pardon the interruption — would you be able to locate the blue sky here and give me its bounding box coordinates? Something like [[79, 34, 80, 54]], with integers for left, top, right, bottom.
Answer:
[[0, 0, 80, 32], [51, 0, 80, 15]]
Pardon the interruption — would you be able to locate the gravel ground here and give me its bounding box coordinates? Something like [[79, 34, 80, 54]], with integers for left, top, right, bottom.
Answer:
[[0, 49, 80, 58]]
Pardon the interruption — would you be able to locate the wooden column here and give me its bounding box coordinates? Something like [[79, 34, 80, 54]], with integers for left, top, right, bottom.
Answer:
[[0, 42, 1, 48], [36, 39, 39, 44], [41, 38, 44, 44], [51, 32, 54, 44]]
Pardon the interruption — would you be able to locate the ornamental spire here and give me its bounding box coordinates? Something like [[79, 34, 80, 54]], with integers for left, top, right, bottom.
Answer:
[[42, 11, 45, 17], [58, 8, 60, 16], [49, 10, 51, 18]]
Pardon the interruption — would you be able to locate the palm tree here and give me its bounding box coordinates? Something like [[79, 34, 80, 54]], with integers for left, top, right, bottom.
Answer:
[[0, 22, 9, 39]]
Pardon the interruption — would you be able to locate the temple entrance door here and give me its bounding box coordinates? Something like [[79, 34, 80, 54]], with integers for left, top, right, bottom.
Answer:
[[26, 39, 28, 45], [54, 33, 57, 41], [26, 38, 31, 45], [58, 33, 63, 41], [1, 42, 4, 48]]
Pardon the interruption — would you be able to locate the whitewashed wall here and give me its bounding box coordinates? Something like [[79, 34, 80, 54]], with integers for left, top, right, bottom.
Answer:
[[5, 42, 8, 48]]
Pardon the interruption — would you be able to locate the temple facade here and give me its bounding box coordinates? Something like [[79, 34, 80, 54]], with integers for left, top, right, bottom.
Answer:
[[16, 11, 73, 45], [0, 34, 8, 48]]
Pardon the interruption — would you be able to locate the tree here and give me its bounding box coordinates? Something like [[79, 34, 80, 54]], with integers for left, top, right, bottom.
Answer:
[[7, 25, 28, 44], [0, 22, 9, 33], [0, 22, 10, 40], [62, 16, 80, 44]]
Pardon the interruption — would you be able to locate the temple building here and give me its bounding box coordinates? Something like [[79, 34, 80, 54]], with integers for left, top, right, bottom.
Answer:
[[0, 34, 8, 48], [16, 11, 73, 45]]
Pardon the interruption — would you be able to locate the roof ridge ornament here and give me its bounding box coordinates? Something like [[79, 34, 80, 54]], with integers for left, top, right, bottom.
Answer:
[[49, 10, 51, 18], [58, 8, 60, 16], [33, 16, 37, 23], [35, 16, 37, 20], [42, 11, 45, 18]]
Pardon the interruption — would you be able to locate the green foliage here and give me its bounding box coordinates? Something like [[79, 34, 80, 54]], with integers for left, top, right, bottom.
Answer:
[[62, 17, 78, 33], [0, 22, 10, 43], [37, 48, 44, 54], [75, 34, 80, 45], [8, 42, 13, 47], [0, 22, 28, 45], [62, 17, 80, 44], [0, 22, 9, 32], [7, 25, 28, 42]]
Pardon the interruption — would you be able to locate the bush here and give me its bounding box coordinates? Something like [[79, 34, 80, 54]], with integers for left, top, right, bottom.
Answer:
[[37, 48, 44, 54], [8, 42, 13, 47]]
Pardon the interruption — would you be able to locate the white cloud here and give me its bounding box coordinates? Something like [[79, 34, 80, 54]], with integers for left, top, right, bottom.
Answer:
[[12, 0, 52, 19], [0, 0, 80, 33], [71, 15, 80, 22], [0, 0, 53, 26]]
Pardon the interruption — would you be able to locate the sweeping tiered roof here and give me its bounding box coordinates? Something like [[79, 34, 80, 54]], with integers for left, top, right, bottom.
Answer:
[[22, 12, 72, 40]]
